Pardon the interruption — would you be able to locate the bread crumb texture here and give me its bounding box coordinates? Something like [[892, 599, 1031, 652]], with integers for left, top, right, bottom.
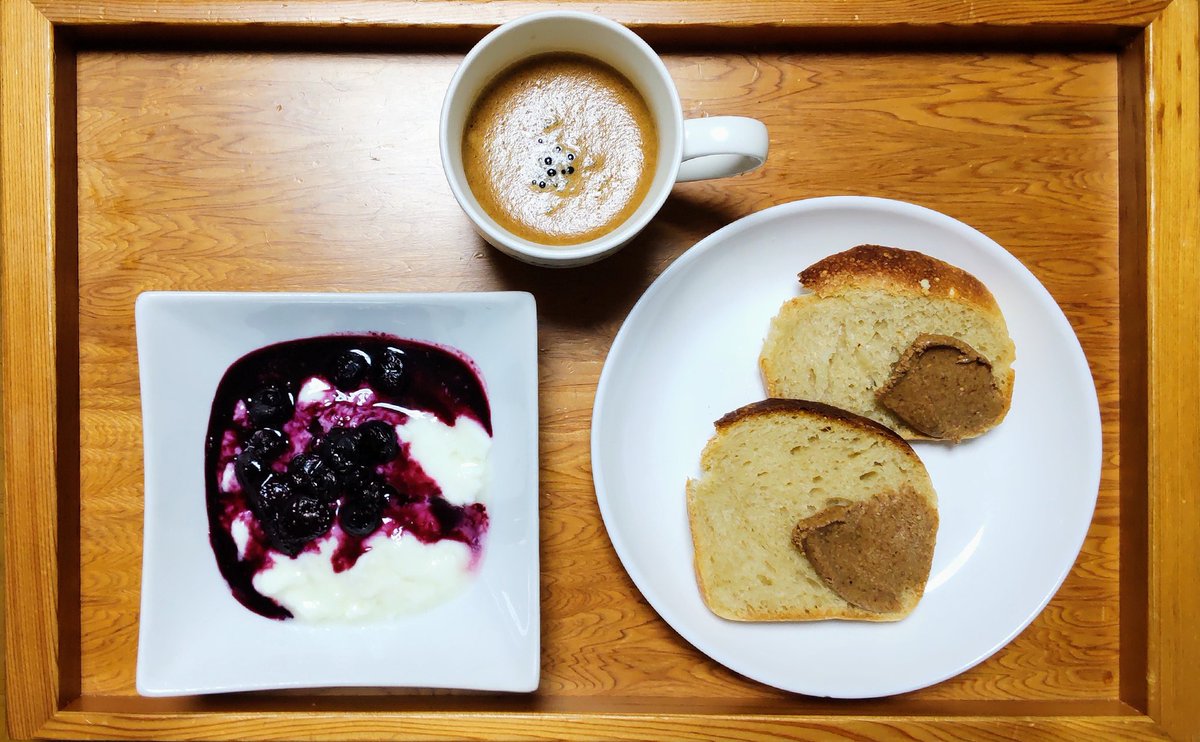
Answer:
[[686, 399, 938, 622], [760, 244, 1015, 440]]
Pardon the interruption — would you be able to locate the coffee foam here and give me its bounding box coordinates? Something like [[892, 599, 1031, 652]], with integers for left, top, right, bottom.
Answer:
[[462, 53, 657, 246]]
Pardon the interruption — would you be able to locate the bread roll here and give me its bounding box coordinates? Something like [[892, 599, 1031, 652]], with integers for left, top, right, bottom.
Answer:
[[687, 399, 938, 622], [760, 244, 1015, 440]]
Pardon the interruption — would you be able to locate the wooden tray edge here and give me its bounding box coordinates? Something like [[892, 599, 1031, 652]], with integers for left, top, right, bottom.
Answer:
[[33, 707, 1175, 741], [1138, 0, 1200, 736], [2, 0, 1197, 739]]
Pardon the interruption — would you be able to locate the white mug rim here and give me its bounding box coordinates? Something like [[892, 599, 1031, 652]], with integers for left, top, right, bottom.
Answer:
[[438, 10, 684, 265]]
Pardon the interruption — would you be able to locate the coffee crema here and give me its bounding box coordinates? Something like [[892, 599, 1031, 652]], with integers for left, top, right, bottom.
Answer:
[[462, 53, 658, 246]]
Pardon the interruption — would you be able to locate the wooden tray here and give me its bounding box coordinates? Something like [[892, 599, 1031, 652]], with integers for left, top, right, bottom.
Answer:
[[3, 0, 1197, 739]]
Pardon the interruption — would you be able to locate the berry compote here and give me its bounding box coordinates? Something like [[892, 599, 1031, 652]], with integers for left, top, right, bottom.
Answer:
[[205, 334, 492, 620]]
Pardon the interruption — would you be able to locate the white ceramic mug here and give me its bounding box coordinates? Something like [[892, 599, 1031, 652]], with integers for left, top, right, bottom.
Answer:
[[439, 11, 769, 268]]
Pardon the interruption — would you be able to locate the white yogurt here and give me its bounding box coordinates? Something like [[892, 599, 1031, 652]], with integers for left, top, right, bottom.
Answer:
[[295, 376, 378, 409], [231, 514, 252, 559], [253, 530, 472, 623], [396, 413, 491, 506], [220, 461, 238, 494], [295, 376, 334, 406], [237, 406, 491, 624]]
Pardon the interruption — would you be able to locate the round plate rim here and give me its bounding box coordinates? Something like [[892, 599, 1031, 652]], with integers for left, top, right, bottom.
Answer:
[[590, 195, 1102, 698]]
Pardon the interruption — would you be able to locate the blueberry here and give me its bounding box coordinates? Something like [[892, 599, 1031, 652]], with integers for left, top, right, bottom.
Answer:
[[339, 477, 396, 537], [357, 420, 399, 464], [375, 347, 406, 394], [234, 450, 269, 494], [339, 464, 377, 494], [288, 453, 339, 502], [267, 494, 333, 555], [332, 349, 370, 391], [234, 434, 287, 504], [430, 497, 463, 534], [244, 428, 287, 460], [362, 478, 398, 508], [246, 386, 293, 427], [318, 426, 363, 471], [253, 477, 294, 517], [339, 496, 382, 538]]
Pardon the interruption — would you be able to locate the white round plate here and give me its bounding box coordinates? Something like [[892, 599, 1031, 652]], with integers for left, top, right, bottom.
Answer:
[[591, 196, 1101, 698]]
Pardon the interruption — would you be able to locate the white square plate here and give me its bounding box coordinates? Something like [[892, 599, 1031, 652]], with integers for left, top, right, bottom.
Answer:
[[135, 292, 539, 695]]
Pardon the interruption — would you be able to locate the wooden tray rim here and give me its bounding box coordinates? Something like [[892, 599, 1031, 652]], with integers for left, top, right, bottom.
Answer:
[[2, 0, 1197, 739]]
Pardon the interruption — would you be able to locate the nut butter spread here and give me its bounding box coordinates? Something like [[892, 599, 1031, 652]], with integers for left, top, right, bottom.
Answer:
[[791, 489, 937, 613], [876, 333, 1004, 441]]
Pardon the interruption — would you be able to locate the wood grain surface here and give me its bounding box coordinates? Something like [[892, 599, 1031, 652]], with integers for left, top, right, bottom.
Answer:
[[35, 708, 1171, 742], [72, 46, 1121, 710], [1141, 0, 1200, 738], [33, 0, 1171, 32], [1, 3, 68, 740]]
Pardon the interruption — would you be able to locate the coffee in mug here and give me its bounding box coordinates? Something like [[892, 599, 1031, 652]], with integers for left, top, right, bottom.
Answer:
[[440, 11, 769, 267], [462, 53, 658, 246]]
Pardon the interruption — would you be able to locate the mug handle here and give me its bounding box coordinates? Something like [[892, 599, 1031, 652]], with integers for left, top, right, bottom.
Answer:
[[677, 116, 769, 183]]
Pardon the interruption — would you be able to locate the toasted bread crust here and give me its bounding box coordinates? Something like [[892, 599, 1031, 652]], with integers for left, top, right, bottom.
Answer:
[[799, 244, 999, 313], [714, 398, 921, 464], [763, 245, 1015, 441], [703, 596, 906, 622]]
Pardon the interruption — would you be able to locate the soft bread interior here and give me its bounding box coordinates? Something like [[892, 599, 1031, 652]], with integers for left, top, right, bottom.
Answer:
[[686, 403, 937, 622], [760, 290, 1015, 438]]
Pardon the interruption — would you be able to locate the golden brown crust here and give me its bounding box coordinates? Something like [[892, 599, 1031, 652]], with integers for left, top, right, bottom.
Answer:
[[715, 604, 900, 622], [799, 244, 999, 313], [714, 398, 919, 463]]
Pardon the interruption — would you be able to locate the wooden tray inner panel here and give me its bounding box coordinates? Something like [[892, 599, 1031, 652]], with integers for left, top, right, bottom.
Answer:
[[75, 47, 1119, 706]]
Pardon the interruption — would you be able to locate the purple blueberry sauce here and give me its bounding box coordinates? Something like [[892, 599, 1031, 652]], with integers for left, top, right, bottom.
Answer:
[[205, 334, 492, 620]]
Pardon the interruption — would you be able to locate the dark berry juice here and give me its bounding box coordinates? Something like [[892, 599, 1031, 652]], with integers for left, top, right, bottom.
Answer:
[[205, 334, 492, 621]]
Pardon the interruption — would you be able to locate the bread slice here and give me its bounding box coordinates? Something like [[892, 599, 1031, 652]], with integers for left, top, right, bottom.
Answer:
[[686, 398, 938, 622], [759, 244, 1016, 440]]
